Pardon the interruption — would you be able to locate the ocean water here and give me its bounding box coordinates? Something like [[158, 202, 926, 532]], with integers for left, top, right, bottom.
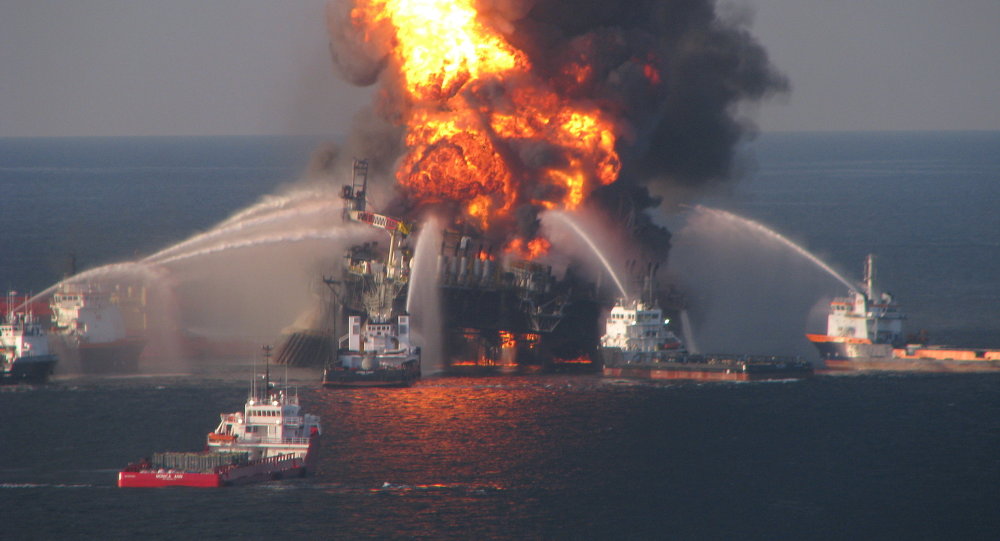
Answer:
[[0, 136, 317, 295], [1, 374, 998, 539], [1, 133, 999, 539], [722, 131, 1000, 348]]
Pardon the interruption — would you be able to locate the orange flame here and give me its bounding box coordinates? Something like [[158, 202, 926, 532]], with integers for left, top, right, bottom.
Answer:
[[504, 237, 551, 259], [352, 0, 621, 255], [353, 0, 524, 100]]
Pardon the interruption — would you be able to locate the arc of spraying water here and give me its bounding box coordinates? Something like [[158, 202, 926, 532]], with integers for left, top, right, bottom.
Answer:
[[216, 188, 336, 228], [153, 226, 364, 266], [18, 189, 359, 313], [543, 211, 628, 299], [144, 196, 342, 264], [689, 205, 858, 292]]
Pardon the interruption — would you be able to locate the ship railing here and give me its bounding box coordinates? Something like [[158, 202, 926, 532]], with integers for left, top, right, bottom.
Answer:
[[280, 437, 312, 445], [236, 435, 312, 446], [215, 452, 299, 475]]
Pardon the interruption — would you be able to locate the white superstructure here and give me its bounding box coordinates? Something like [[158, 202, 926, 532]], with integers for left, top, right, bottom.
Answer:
[[50, 284, 129, 344], [823, 254, 904, 345], [601, 298, 685, 359], [208, 373, 321, 462], [1, 300, 58, 382], [49, 283, 146, 372]]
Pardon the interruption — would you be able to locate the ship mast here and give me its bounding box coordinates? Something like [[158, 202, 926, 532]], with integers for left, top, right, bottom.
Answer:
[[341, 158, 412, 324], [864, 253, 876, 300]]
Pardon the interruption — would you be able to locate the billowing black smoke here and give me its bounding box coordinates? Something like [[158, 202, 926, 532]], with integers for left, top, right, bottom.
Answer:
[[325, 0, 787, 262], [494, 0, 788, 182]]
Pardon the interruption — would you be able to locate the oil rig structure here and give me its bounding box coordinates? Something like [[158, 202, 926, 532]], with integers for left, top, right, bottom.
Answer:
[[274, 159, 604, 373]]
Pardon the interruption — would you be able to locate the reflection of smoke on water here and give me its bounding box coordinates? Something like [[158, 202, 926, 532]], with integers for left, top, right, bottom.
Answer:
[[664, 207, 846, 359]]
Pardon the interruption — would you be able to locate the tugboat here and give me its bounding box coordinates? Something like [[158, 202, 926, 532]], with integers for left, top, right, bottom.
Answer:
[[1, 293, 58, 384], [118, 346, 322, 487], [50, 283, 146, 373], [600, 274, 812, 381], [807, 254, 1000, 371], [321, 160, 421, 388]]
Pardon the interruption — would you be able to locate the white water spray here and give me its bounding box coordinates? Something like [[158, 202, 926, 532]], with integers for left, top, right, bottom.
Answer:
[[145, 196, 342, 264], [679, 309, 700, 354], [405, 216, 444, 374], [542, 211, 628, 299], [215, 188, 337, 228], [667, 204, 854, 357], [691, 205, 857, 292], [24, 261, 153, 305], [153, 226, 364, 266]]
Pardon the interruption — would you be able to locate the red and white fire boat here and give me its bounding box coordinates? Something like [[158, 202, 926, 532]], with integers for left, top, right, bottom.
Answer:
[[118, 351, 321, 487]]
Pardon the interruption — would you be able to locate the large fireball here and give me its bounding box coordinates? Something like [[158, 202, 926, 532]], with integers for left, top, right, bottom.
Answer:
[[349, 0, 621, 253]]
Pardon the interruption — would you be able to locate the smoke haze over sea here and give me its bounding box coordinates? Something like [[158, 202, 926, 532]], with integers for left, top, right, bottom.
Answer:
[[1, 132, 998, 539], [2, 131, 998, 357]]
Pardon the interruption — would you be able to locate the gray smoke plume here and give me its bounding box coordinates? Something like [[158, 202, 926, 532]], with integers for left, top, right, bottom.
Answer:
[[325, 0, 787, 261]]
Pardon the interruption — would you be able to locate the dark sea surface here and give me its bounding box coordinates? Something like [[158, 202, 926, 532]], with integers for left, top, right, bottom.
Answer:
[[1, 374, 998, 540], [0, 135, 317, 294], [1, 132, 999, 539], [718, 131, 1000, 349]]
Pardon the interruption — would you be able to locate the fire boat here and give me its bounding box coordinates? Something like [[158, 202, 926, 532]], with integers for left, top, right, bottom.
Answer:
[[50, 283, 146, 374], [600, 270, 812, 381], [1, 293, 58, 384], [118, 346, 321, 487], [807, 254, 1000, 372]]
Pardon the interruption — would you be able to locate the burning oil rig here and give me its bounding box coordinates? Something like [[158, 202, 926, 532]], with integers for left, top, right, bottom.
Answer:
[[275, 0, 784, 372], [435, 228, 602, 373], [275, 159, 603, 373]]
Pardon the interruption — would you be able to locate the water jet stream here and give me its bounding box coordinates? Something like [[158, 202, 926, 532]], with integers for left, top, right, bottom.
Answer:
[[153, 226, 363, 266], [690, 205, 857, 292], [22, 261, 164, 311], [216, 188, 336, 228], [144, 197, 342, 264], [679, 309, 700, 354], [543, 211, 627, 299], [406, 216, 444, 374]]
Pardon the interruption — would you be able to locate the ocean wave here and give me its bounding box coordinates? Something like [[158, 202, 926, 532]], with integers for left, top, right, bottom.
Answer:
[[0, 482, 95, 489]]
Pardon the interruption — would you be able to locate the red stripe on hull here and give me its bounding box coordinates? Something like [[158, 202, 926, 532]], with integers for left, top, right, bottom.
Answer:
[[824, 359, 1000, 373], [118, 441, 316, 488], [603, 366, 808, 382], [118, 471, 222, 488]]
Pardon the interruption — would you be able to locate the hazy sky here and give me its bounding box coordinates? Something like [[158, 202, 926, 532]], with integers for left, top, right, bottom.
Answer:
[[2, 0, 998, 137]]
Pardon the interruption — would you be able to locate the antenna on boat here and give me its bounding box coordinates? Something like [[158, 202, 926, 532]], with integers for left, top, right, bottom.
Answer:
[[262, 344, 272, 392], [250, 345, 256, 400], [864, 253, 877, 300]]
